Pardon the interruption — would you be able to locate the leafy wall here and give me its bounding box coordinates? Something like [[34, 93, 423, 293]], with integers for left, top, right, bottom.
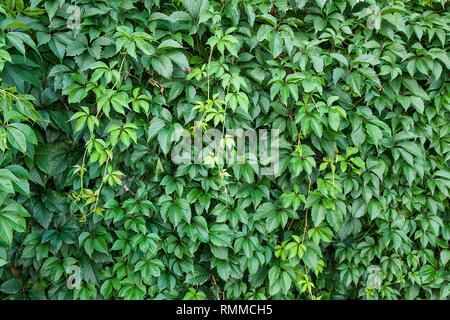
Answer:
[[0, 0, 449, 300]]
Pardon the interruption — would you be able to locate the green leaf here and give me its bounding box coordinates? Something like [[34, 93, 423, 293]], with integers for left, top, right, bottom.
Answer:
[[157, 39, 183, 51], [269, 32, 283, 58], [366, 123, 382, 145], [0, 278, 22, 294], [401, 78, 429, 101], [151, 55, 173, 78], [7, 126, 27, 153], [257, 25, 273, 42], [330, 53, 348, 66], [0, 217, 13, 246], [351, 54, 380, 66], [311, 203, 325, 226], [147, 118, 166, 141]]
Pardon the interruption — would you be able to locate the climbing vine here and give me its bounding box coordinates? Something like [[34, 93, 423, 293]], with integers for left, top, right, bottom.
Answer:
[[0, 0, 449, 300]]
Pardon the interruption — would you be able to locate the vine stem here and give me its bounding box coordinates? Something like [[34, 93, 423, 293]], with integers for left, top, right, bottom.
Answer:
[[90, 138, 121, 215], [75, 51, 128, 220], [207, 44, 215, 101], [0, 88, 16, 96], [303, 265, 316, 300], [302, 177, 312, 244], [79, 147, 88, 190], [301, 209, 308, 243], [111, 52, 127, 91]]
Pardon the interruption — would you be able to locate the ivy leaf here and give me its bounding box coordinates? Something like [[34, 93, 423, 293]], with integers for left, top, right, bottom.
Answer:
[[7, 127, 27, 153], [151, 55, 173, 78], [269, 32, 283, 58], [148, 118, 166, 141], [401, 78, 429, 101]]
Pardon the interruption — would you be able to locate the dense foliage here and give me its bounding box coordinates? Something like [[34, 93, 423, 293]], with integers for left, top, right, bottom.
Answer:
[[0, 0, 449, 300]]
